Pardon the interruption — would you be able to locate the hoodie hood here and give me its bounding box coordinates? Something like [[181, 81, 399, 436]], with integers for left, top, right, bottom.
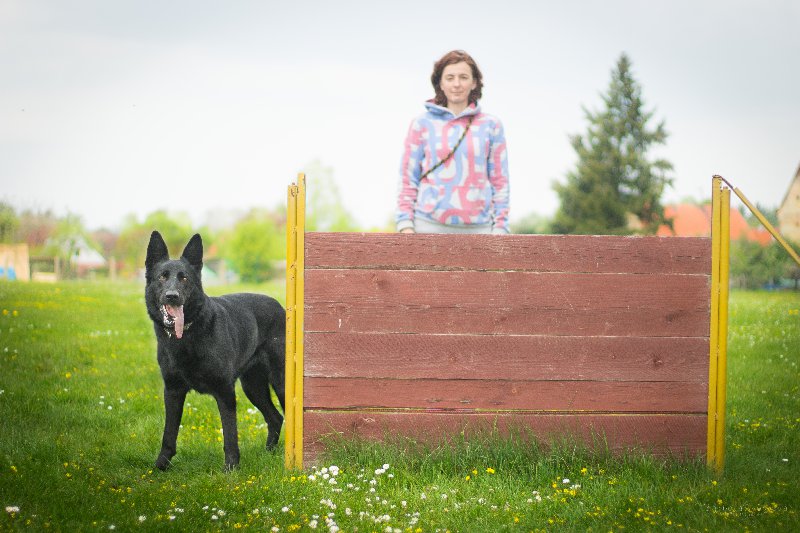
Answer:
[[424, 100, 481, 120]]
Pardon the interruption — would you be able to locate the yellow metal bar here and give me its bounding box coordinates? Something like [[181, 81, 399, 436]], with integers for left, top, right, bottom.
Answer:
[[707, 177, 722, 467], [293, 173, 306, 469], [716, 176, 800, 268], [284, 183, 298, 469], [714, 187, 731, 472]]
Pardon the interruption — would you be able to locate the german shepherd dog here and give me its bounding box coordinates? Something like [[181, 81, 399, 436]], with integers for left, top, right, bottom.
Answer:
[[145, 231, 285, 471]]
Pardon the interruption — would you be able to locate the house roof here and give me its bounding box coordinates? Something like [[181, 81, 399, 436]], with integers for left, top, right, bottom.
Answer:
[[656, 203, 772, 245]]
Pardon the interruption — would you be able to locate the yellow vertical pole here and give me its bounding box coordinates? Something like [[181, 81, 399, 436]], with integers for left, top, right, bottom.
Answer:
[[284, 173, 307, 470], [294, 174, 306, 469], [707, 177, 721, 467], [285, 182, 298, 469], [714, 187, 731, 471]]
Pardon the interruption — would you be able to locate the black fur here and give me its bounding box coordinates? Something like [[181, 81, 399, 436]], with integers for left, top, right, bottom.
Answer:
[[144, 231, 285, 471]]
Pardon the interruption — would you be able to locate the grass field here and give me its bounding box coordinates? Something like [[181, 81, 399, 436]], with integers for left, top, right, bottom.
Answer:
[[0, 281, 797, 531]]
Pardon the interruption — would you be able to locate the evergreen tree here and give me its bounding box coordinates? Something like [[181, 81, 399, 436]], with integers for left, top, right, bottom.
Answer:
[[552, 53, 673, 235]]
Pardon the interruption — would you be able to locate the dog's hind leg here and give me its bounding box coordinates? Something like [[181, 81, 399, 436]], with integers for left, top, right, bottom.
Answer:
[[156, 384, 189, 470], [213, 387, 240, 471], [241, 364, 284, 451]]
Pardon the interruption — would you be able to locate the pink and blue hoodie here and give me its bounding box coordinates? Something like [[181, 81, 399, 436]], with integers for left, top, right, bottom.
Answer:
[[396, 101, 510, 233]]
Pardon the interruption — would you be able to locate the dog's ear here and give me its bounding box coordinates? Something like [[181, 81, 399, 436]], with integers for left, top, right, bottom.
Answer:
[[181, 233, 203, 272], [145, 231, 169, 274]]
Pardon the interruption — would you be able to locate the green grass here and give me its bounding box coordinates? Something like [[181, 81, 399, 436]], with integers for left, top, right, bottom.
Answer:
[[0, 281, 797, 531]]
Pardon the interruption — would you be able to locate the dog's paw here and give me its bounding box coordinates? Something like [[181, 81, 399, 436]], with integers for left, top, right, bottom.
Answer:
[[223, 461, 240, 473], [155, 455, 172, 471]]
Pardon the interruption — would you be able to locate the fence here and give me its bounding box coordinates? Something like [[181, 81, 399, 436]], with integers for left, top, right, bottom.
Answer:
[[285, 177, 731, 472]]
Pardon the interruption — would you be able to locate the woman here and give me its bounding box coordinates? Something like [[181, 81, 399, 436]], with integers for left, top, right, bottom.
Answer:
[[396, 50, 510, 234]]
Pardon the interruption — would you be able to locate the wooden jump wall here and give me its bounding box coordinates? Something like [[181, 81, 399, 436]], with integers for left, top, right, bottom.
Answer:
[[285, 176, 731, 471]]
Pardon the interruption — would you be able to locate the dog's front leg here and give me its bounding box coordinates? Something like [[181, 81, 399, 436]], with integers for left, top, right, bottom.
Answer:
[[155, 384, 188, 470], [215, 387, 240, 471]]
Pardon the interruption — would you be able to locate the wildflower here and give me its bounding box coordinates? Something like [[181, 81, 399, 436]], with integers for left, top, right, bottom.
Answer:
[[282, 506, 290, 513], [486, 467, 495, 474], [308, 520, 318, 529], [308, 474, 317, 481], [465, 475, 471, 481], [5, 506, 20, 514], [562, 478, 570, 484]]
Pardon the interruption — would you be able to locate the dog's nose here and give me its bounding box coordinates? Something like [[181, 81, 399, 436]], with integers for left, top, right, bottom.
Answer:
[[165, 290, 180, 302]]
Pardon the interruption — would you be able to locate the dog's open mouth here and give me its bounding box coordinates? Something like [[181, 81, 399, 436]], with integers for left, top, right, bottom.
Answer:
[[161, 305, 185, 339]]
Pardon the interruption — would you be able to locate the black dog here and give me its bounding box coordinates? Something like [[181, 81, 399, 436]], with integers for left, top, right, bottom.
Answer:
[[145, 231, 285, 471]]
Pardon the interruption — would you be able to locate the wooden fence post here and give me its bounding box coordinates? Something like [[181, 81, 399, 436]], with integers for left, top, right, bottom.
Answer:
[[285, 173, 306, 469], [707, 176, 731, 473]]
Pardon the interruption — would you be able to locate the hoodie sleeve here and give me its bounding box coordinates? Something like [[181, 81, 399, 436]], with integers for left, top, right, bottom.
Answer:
[[396, 118, 426, 232], [488, 118, 510, 234]]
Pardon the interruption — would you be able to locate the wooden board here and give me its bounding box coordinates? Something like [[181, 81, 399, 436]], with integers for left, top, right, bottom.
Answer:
[[305, 233, 711, 274], [306, 270, 709, 337], [304, 378, 708, 413], [304, 333, 707, 381], [303, 411, 707, 465]]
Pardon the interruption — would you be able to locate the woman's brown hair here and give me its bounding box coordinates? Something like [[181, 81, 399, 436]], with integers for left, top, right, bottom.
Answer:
[[430, 50, 484, 107]]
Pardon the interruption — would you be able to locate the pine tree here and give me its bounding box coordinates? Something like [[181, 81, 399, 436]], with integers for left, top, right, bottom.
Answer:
[[552, 53, 673, 235]]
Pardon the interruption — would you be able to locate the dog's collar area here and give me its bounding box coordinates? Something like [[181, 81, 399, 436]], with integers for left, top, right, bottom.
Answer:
[[164, 322, 192, 338]]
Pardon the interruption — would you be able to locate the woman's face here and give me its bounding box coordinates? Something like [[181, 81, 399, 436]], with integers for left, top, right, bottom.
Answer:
[[439, 61, 476, 109]]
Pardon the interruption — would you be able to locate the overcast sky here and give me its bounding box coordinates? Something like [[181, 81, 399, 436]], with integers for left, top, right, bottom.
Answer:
[[2, 0, 799, 231]]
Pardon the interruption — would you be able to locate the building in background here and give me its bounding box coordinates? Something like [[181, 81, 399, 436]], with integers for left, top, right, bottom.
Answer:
[[777, 163, 800, 242]]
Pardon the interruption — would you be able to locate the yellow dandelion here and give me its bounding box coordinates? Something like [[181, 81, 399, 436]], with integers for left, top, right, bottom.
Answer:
[[486, 467, 495, 474], [465, 475, 470, 481]]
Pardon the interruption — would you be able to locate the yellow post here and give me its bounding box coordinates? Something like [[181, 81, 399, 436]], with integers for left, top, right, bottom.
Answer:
[[707, 177, 721, 467], [285, 182, 298, 469], [284, 173, 307, 470], [294, 174, 306, 469], [714, 187, 731, 471]]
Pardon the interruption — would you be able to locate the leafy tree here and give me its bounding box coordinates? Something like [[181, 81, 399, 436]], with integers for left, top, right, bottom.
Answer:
[[511, 211, 553, 234], [0, 202, 19, 243], [42, 213, 90, 279], [221, 209, 285, 283], [17, 209, 58, 252], [553, 53, 673, 235], [303, 159, 360, 232], [115, 210, 194, 277], [730, 239, 800, 289]]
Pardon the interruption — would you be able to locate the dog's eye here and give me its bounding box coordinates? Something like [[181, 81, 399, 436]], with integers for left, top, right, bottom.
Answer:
[[159, 273, 168, 282], [178, 273, 187, 282]]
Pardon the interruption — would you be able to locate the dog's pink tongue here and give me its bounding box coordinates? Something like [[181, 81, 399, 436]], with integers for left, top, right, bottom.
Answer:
[[167, 305, 185, 339]]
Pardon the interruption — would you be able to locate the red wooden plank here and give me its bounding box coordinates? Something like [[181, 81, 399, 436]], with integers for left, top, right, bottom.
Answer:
[[305, 270, 710, 336], [305, 233, 711, 274], [302, 411, 706, 464], [305, 333, 708, 381], [304, 377, 708, 413]]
